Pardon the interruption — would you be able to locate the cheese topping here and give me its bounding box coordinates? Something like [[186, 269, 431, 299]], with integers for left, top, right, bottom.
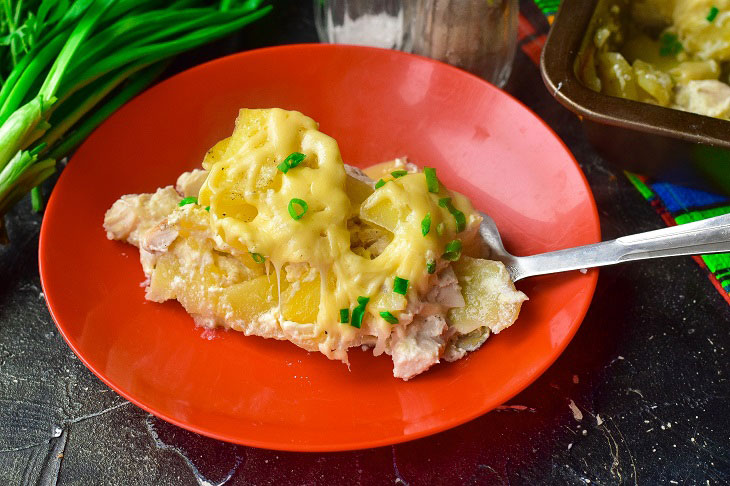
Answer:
[[198, 109, 481, 347]]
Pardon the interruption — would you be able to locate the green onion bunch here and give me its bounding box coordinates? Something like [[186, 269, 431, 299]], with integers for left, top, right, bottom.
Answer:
[[0, 0, 272, 241]]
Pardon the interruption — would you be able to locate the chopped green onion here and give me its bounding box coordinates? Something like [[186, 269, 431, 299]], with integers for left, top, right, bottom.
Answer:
[[424, 167, 439, 193], [375, 179, 386, 189], [288, 198, 308, 220], [708, 6, 719, 21], [179, 196, 197, 206], [421, 212, 431, 236], [391, 170, 408, 178], [351, 296, 370, 328], [205, 206, 210, 212], [442, 239, 462, 261], [453, 211, 466, 232], [340, 308, 349, 324], [438, 197, 466, 232], [393, 276, 409, 295], [426, 259, 436, 274], [379, 311, 398, 324], [277, 152, 306, 173], [286, 152, 306, 169], [659, 33, 682, 56], [436, 222, 445, 236], [250, 252, 265, 264], [351, 306, 365, 328]]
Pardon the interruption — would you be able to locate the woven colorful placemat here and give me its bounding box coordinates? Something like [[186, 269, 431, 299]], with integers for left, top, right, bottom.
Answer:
[[519, 0, 730, 305]]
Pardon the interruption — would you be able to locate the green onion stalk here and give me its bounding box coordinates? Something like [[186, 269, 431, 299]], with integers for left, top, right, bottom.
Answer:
[[0, 0, 272, 242]]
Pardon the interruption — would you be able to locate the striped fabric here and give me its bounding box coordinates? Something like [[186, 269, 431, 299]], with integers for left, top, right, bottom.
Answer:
[[626, 174, 730, 304], [533, 0, 560, 22], [519, 1, 730, 305]]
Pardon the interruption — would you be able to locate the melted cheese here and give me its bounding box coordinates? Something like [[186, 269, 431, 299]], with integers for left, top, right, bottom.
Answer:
[[198, 108, 481, 349]]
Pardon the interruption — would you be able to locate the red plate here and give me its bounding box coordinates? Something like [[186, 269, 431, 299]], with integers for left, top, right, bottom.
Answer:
[[39, 45, 599, 451]]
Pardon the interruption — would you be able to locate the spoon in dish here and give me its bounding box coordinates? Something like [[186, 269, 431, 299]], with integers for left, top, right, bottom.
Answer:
[[479, 212, 730, 282]]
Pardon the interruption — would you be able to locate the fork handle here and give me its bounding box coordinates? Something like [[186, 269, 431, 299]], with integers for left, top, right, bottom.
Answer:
[[510, 213, 730, 281]]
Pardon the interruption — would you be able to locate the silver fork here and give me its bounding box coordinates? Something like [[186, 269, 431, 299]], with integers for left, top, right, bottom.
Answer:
[[478, 212, 730, 282]]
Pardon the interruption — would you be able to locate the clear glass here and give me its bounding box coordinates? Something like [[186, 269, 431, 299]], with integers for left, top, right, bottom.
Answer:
[[314, 0, 411, 50], [404, 0, 518, 87], [314, 0, 519, 88]]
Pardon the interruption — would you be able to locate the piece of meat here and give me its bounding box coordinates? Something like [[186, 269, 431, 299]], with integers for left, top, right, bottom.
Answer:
[[674, 80, 730, 120], [176, 169, 209, 197], [442, 326, 491, 362], [141, 220, 179, 253], [344, 164, 374, 187], [384, 264, 467, 378], [426, 266, 465, 308], [103, 186, 180, 246], [390, 313, 448, 380]]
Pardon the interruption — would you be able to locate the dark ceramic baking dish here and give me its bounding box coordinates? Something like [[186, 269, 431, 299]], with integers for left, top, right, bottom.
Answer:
[[540, 0, 730, 186]]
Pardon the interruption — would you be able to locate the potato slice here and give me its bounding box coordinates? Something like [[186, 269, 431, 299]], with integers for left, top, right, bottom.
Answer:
[[359, 197, 402, 233], [214, 197, 259, 223], [597, 52, 639, 100], [622, 33, 679, 71], [281, 275, 321, 324], [148, 246, 251, 318], [633, 59, 674, 106], [202, 137, 231, 170], [221, 274, 278, 322], [371, 289, 407, 313], [669, 60, 720, 84], [345, 173, 374, 210], [222, 109, 272, 159], [447, 257, 527, 335], [579, 46, 603, 92], [147, 254, 182, 302], [146, 207, 263, 306]]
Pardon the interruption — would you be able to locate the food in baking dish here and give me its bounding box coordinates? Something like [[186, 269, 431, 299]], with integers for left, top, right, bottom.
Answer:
[[578, 0, 730, 120]]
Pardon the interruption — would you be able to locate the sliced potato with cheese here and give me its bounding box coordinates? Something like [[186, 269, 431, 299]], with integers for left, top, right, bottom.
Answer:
[[202, 136, 231, 170], [371, 288, 407, 312], [221, 109, 271, 160], [448, 256, 527, 335]]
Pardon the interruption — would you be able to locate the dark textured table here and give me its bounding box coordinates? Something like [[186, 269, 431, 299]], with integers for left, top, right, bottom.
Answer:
[[1, 2, 728, 485]]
